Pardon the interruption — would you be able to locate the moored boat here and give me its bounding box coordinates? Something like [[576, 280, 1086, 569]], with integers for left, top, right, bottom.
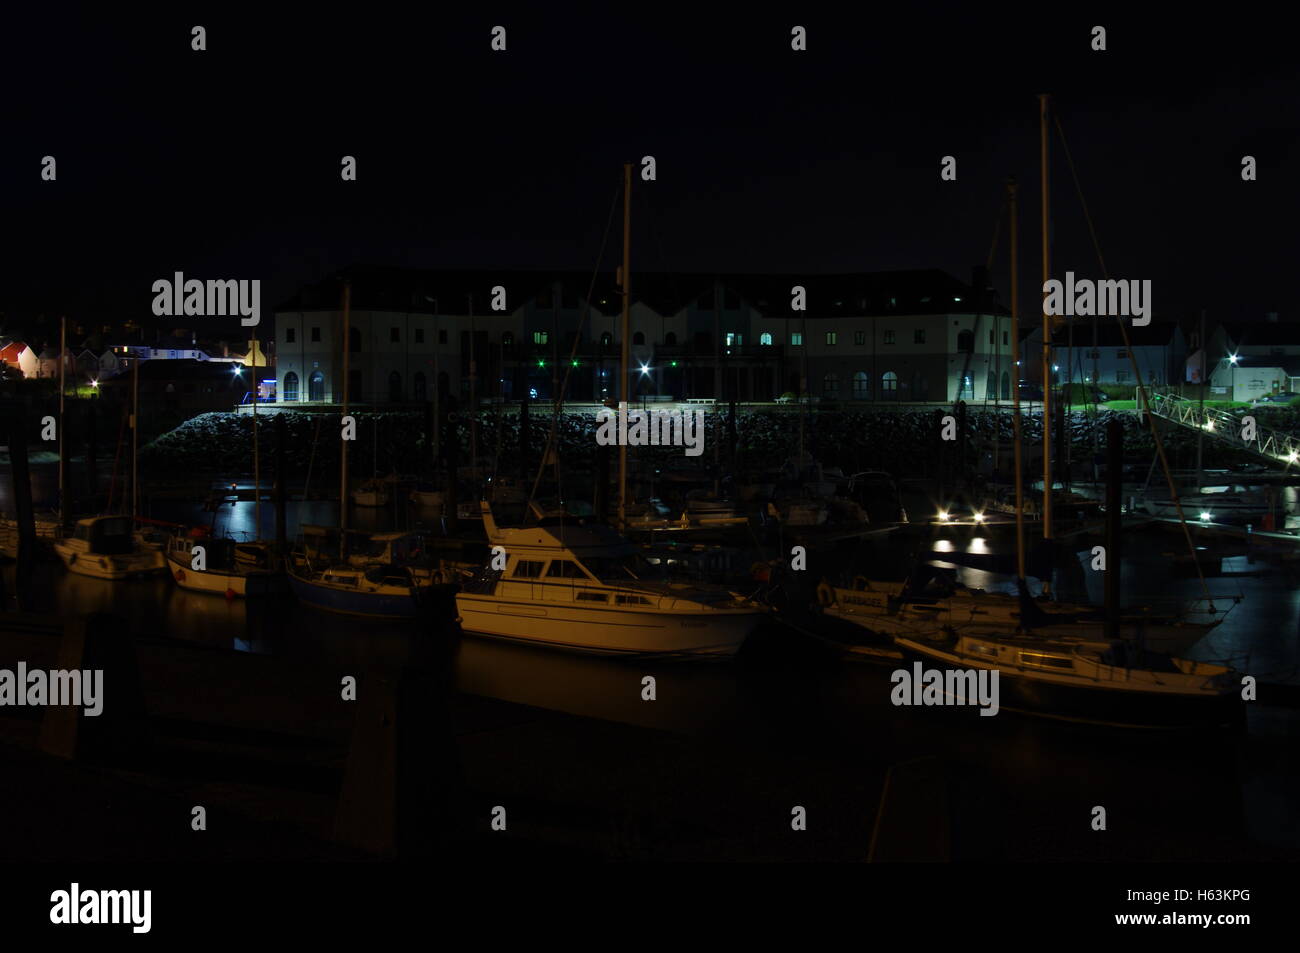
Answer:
[[893, 627, 1241, 727], [166, 532, 284, 597], [53, 516, 166, 580], [286, 557, 432, 618], [454, 502, 766, 657]]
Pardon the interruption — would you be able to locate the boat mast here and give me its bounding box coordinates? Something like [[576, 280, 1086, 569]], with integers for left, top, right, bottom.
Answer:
[[252, 330, 260, 541], [132, 347, 139, 523], [1039, 92, 1054, 593], [1008, 178, 1026, 582], [340, 281, 352, 544], [618, 161, 631, 530], [58, 316, 65, 528]]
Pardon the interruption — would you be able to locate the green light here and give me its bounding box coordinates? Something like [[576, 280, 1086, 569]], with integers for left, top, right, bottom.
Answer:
[[671, 360, 678, 367], [571, 360, 579, 367], [537, 360, 545, 367]]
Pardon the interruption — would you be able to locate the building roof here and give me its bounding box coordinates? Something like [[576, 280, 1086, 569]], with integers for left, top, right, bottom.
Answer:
[[274, 265, 1008, 320], [1232, 355, 1300, 375]]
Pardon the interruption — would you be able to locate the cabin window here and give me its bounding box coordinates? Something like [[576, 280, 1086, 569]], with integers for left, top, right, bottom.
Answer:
[[1018, 651, 1074, 670], [968, 643, 998, 658], [615, 594, 652, 606], [546, 559, 586, 579], [576, 592, 609, 602], [513, 560, 545, 578]]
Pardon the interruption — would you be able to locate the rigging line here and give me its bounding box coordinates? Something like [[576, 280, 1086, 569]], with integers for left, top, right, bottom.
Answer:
[[527, 179, 623, 515], [1054, 113, 1216, 610]]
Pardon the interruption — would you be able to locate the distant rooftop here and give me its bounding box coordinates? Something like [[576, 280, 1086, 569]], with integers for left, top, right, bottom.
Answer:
[[274, 264, 1009, 319]]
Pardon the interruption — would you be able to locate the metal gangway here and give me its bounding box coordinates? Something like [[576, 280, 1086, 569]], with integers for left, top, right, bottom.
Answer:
[[1147, 390, 1300, 467]]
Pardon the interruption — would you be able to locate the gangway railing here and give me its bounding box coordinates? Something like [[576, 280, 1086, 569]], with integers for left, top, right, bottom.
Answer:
[[1147, 390, 1300, 467]]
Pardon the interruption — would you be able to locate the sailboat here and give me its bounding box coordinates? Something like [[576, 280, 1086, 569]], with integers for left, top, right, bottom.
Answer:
[[885, 100, 1241, 726], [55, 350, 165, 579], [286, 283, 439, 617], [167, 531, 281, 597], [54, 515, 165, 579], [816, 572, 1220, 656]]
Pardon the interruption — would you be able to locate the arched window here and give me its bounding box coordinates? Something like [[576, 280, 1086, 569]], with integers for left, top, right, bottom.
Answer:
[[664, 332, 677, 346], [957, 374, 974, 399], [389, 371, 402, 402], [601, 332, 613, 348], [957, 329, 974, 353], [823, 372, 839, 398], [633, 331, 645, 345], [308, 371, 325, 401], [282, 371, 299, 402], [852, 371, 869, 399], [414, 372, 427, 400], [349, 327, 362, 353], [760, 332, 773, 346], [881, 371, 898, 398], [1001, 371, 1010, 399], [987, 371, 998, 399]]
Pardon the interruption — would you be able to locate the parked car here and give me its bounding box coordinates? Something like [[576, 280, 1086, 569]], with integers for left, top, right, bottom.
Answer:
[[1251, 391, 1299, 406]]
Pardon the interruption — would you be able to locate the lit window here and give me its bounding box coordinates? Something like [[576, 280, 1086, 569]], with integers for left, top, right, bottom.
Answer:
[[791, 332, 803, 346], [825, 331, 837, 346]]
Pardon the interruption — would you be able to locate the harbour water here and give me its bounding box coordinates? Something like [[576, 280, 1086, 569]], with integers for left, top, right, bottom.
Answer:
[[2, 463, 1298, 859]]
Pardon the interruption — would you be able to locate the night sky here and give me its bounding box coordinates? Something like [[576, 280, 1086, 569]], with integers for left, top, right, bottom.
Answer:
[[4, 6, 1297, 332]]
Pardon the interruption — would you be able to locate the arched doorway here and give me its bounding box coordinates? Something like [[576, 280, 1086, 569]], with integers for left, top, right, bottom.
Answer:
[[308, 370, 325, 401]]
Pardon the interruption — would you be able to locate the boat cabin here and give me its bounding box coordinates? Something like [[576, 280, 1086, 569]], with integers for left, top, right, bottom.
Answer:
[[72, 517, 135, 555]]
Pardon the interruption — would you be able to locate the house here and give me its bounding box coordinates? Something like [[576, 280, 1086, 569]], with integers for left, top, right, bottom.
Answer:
[[1021, 321, 1185, 388], [0, 340, 38, 378]]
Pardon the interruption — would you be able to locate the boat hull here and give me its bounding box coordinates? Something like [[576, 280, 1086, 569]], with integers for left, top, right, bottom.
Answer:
[[167, 552, 284, 597], [287, 572, 424, 618], [894, 640, 1241, 728], [54, 544, 166, 580], [454, 594, 760, 657]]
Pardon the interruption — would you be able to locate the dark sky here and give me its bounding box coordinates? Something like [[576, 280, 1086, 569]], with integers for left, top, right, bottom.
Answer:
[[4, 5, 1298, 337]]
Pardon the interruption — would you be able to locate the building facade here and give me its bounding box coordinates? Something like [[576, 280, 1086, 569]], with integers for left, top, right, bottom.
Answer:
[[271, 266, 1015, 407]]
